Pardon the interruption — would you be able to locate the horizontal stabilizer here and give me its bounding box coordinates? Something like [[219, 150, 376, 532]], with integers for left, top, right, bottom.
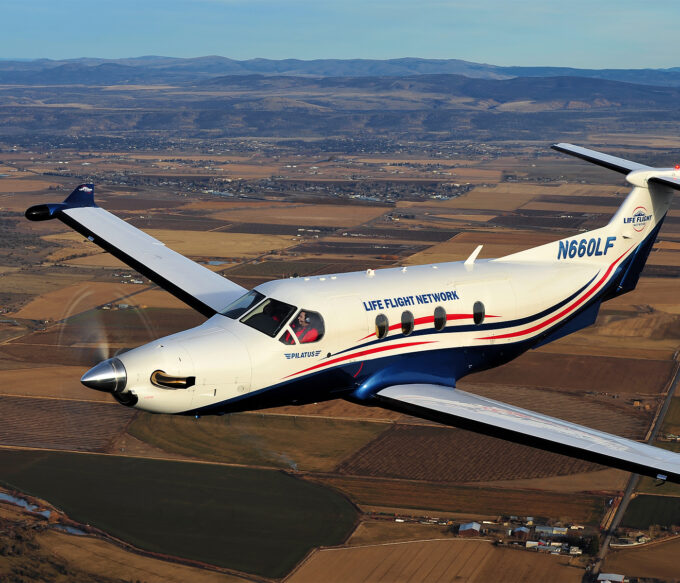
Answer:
[[377, 384, 680, 483], [649, 175, 680, 192], [552, 143, 650, 175], [26, 185, 246, 317]]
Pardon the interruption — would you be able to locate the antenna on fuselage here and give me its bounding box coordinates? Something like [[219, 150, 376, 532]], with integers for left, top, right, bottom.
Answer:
[[464, 245, 483, 267]]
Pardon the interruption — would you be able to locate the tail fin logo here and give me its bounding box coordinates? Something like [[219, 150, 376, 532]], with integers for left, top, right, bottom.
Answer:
[[624, 206, 652, 232]]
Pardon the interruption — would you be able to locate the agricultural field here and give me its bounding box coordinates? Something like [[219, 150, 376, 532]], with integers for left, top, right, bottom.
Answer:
[[309, 476, 607, 525], [287, 539, 583, 583], [12, 281, 147, 321], [7, 307, 204, 358], [127, 412, 389, 472], [602, 536, 680, 581], [212, 203, 390, 227], [621, 494, 680, 529], [3, 133, 680, 581], [0, 395, 133, 452], [335, 424, 602, 483], [0, 449, 358, 578], [0, 504, 249, 583], [462, 351, 675, 397], [346, 521, 451, 546]]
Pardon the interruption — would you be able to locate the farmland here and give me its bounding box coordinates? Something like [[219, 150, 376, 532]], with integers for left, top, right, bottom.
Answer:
[[127, 411, 389, 472], [335, 424, 602, 483], [2, 97, 680, 580], [0, 449, 358, 578], [602, 536, 680, 581], [621, 494, 680, 529], [287, 539, 584, 583], [309, 476, 607, 525]]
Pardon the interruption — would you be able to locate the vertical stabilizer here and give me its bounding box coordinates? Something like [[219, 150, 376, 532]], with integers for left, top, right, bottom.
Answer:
[[498, 144, 680, 296]]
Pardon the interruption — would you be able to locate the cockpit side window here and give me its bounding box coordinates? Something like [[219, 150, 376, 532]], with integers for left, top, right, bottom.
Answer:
[[240, 298, 296, 337], [220, 290, 265, 319], [281, 309, 325, 344], [279, 326, 297, 345]]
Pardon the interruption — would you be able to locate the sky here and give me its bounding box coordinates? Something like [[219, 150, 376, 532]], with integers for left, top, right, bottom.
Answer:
[[3, 0, 680, 68]]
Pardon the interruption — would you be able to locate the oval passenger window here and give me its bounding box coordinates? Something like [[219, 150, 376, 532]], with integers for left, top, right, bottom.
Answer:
[[375, 314, 389, 339], [401, 311, 414, 336], [473, 301, 485, 325], [433, 306, 446, 331]]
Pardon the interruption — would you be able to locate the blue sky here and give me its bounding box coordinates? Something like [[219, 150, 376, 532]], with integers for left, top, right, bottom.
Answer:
[[3, 0, 679, 68]]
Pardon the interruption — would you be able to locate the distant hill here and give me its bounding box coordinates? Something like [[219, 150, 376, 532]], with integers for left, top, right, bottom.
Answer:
[[1, 56, 680, 86]]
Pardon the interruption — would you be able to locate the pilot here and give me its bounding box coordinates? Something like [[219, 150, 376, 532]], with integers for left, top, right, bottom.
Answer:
[[290, 310, 319, 343]]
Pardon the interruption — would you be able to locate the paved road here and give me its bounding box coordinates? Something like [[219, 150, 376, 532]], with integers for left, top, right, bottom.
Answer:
[[591, 360, 680, 578]]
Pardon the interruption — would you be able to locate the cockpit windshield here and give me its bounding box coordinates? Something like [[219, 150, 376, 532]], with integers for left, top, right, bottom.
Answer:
[[220, 290, 265, 319], [240, 298, 296, 337]]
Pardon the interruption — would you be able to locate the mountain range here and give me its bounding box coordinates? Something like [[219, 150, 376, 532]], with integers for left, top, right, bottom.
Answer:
[[1, 56, 680, 86]]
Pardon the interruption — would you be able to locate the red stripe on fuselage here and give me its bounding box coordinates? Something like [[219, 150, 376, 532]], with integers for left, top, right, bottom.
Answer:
[[476, 247, 631, 341], [284, 341, 435, 379]]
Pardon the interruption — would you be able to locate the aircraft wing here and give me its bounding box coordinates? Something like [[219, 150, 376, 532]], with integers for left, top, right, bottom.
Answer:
[[376, 384, 680, 483], [552, 143, 651, 174], [26, 184, 247, 317]]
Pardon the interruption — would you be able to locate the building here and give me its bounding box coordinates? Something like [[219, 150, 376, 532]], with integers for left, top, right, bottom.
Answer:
[[458, 522, 481, 537], [597, 574, 626, 583]]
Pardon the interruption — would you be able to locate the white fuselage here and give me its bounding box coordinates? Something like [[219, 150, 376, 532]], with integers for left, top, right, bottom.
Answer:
[[115, 255, 606, 414], [108, 165, 678, 415]]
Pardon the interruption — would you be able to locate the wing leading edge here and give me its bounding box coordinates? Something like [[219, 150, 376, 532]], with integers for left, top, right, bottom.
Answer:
[[26, 184, 246, 317], [376, 384, 680, 483]]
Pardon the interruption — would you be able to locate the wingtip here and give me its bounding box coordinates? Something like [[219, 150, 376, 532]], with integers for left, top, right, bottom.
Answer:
[[63, 183, 96, 208]]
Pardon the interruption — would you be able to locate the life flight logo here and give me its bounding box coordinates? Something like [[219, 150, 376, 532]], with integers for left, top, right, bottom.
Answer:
[[623, 206, 652, 232]]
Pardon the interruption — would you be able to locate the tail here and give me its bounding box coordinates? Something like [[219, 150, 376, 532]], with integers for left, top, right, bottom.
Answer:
[[500, 143, 680, 296]]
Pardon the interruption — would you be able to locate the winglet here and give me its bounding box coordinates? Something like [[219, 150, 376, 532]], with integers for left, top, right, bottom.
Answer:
[[25, 183, 96, 221], [63, 183, 95, 207]]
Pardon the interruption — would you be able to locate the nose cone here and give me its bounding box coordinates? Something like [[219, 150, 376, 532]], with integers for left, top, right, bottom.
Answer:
[[81, 358, 127, 393]]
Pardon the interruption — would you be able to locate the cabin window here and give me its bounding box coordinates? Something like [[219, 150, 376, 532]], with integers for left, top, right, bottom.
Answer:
[[280, 309, 325, 344], [240, 298, 296, 337], [401, 311, 414, 336], [473, 301, 485, 325], [434, 306, 446, 331], [220, 290, 265, 319], [375, 314, 389, 339]]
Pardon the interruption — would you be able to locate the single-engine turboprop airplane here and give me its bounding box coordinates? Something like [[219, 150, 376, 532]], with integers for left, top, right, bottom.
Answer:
[[25, 144, 680, 482]]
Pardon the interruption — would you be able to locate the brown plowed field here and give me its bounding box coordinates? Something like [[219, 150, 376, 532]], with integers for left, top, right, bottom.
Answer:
[[0, 366, 110, 401], [0, 396, 134, 452], [463, 352, 674, 396], [309, 476, 605, 523], [602, 536, 680, 581], [286, 539, 583, 583], [11, 308, 204, 348], [335, 424, 602, 483], [12, 282, 147, 321]]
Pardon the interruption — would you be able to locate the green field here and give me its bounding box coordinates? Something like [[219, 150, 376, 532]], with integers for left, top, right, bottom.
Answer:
[[661, 397, 680, 435], [0, 449, 358, 578], [621, 494, 680, 529], [128, 411, 388, 472]]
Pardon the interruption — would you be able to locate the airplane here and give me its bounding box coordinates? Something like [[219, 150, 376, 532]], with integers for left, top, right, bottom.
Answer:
[[25, 143, 680, 483]]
